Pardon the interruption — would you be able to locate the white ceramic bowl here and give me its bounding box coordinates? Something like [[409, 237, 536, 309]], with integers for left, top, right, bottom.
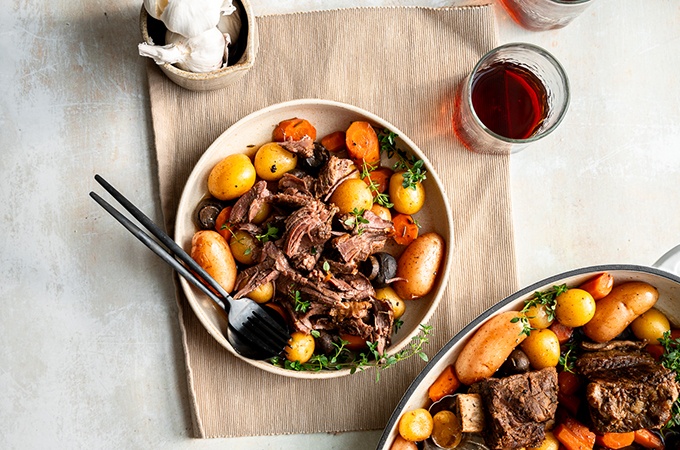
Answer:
[[377, 245, 680, 448], [174, 99, 455, 378], [139, 0, 258, 91]]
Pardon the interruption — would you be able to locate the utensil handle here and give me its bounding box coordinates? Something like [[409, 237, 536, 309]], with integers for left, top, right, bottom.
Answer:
[[93, 174, 232, 303], [89, 191, 226, 310], [653, 244, 680, 277]]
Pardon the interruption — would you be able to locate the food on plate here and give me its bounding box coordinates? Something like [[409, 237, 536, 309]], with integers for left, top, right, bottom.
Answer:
[[393, 233, 446, 301], [399, 408, 434, 442], [392, 273, 680, 449], [190, 117, 445, 374], [207, 153, 256, 200], [190, 230, 237, 293], [390, 171, 426, 215], [582, 281, 659, 343], [454, 311, 527, 385]]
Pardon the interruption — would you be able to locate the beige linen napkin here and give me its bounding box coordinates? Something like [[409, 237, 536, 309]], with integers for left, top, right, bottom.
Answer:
[[146, 5, 517, 438]]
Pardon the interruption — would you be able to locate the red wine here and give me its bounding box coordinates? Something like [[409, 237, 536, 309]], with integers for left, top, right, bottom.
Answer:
[[471, 62, 547, 140]]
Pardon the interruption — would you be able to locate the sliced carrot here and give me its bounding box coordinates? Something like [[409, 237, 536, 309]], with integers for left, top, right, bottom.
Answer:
[[363, 166, 393, 196], [273, 117, 317, 142], [549, 321, 574, 344], [595, 432, 635, 449], [578, 272, 614, 300], [554, 423, 591, 450], [428, 364, 461, 402], [562, 417, 595, 448], [320, 130, 346, 152], [558, 371, 582, 396], [392, 214, 419, 246], [345, 121, 380, 167], [633, 429, 663, 449], [214, 206, 233, 241], [339, 333, 368, 352]]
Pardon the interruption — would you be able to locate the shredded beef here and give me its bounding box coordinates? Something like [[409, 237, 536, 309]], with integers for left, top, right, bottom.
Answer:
[[229, 181, 270, 224], [277, 136, 315, 158], [315, 155, 357, 199], [228, 154, 397, 359], [332, 210, 394, 266]]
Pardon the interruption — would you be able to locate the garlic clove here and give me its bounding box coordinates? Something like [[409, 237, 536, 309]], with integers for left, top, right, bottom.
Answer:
[[220, 0, 236, 16], [143, 0, 169, 20], [161, 0, 224, 38]]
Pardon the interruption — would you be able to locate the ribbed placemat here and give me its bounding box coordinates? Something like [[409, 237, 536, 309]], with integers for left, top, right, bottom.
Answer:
[[146, 4, 517, 438]]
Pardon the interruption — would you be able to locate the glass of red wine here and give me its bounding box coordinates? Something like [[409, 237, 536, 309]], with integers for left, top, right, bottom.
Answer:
[[453, 43, 569, 155], [501, 0, 594, 31]]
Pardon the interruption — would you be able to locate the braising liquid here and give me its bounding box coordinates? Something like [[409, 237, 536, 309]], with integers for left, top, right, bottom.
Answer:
[[471, 62, 548, 140]]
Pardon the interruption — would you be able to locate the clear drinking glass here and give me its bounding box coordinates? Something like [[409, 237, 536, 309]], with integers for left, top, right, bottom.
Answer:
[[501, 0, 594, 31], [452, 43, 570, 155]]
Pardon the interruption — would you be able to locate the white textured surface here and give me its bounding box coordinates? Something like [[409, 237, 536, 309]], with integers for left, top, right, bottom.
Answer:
[[1, 0, 679, 448]]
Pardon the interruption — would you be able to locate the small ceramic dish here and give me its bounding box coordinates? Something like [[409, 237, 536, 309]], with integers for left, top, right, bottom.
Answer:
[[174, 99, 455, 378], [139, 0, 258, 91]]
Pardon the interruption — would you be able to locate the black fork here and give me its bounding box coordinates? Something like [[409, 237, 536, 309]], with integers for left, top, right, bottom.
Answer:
[[90, 174, 290, 360]]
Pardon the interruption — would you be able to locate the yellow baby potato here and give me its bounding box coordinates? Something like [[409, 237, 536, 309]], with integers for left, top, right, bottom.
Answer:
[[208, 153, 257, 201], [398, 408, 433, 442], [254, 142, 298, 181]]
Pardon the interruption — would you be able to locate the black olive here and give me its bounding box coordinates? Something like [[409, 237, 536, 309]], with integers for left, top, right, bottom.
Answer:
[[500, 348, 531, 375], [195, 197, 224, 230], [298, 143, 330, 175], [361, 252, 398, 288]]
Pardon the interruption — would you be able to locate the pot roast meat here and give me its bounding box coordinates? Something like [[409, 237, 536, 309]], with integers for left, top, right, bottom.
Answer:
[[575, 346, 656, 376], [315, 155, 357, 199], [585, 363, 679, 433], [331, 210, 394, 266], [469, 367, 558, 450], [574, 344, 680, 433], [282, 198, 337, 272], [229, 180, 270, 224], [228, 153, 398, 358], [277, 135, 315, 158]]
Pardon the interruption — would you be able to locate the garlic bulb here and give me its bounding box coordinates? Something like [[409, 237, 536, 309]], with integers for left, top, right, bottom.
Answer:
[[138, 27, 227, 73], [143, 0, 224, 38], [217, 2, 241, 48], [143, 0, 169, 20]]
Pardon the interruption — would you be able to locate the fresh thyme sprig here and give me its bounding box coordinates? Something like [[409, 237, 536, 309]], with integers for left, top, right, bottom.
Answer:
[[376, 128, 427, 190], [270, 324, 433, 382], [344, 208, 370, 235], [255, 223, 279, 243], [559, 341, 578, 373], [360, 161, 393, 208], [291, 290, 310, 313], [511, 284, 569, 337], [658, 330, 680, 430]]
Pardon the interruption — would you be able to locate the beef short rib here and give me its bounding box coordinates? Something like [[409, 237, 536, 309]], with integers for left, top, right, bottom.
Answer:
[[469, 367, 558, 450]]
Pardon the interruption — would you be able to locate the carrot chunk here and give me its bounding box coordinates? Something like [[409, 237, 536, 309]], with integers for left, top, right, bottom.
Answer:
[[428, 364, 461, 402], [392, 214, 419, 246], [595, 431, 635, 449], [345, 121, 380, 167], [320, 130, 346, 152], [633, 429, 663, 449], [273, 118, 317, 142]]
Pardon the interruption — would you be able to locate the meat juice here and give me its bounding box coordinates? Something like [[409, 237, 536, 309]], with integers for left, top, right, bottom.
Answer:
[[471, 62, 548, 140]]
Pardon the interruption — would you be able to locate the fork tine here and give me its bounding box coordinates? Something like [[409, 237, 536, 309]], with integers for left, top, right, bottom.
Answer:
[[232, 323, 281, 357], [242, 317, 287, 355], [252, 309, 290, 343]]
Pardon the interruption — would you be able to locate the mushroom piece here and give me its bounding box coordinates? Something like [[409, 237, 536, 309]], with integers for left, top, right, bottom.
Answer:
[[195, 197, 224, 230], [360, 252, 398, 288]]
